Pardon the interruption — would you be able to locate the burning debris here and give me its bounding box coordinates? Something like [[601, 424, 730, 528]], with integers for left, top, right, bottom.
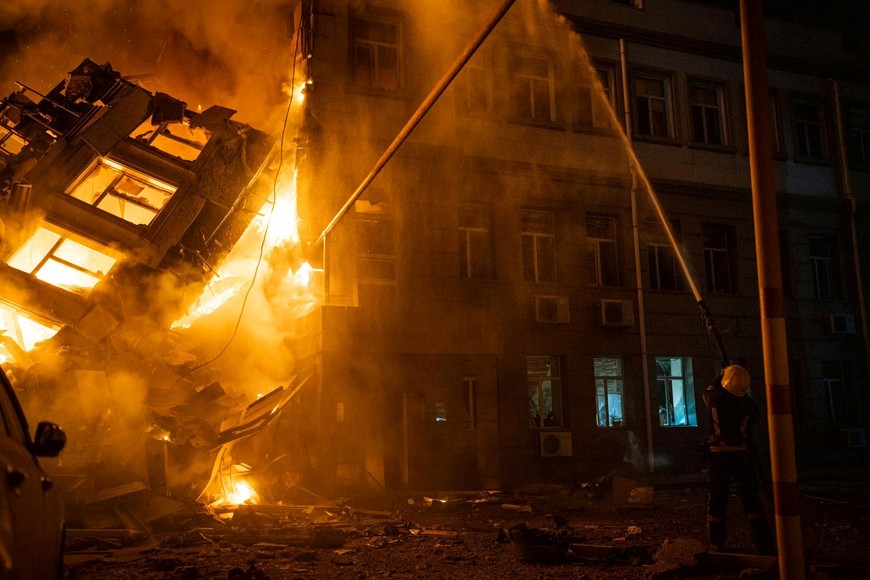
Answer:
[[0, 55, 321, 540]]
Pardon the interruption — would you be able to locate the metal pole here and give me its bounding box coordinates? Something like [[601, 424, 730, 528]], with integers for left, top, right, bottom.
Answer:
[[738, 1, 804, 576], [312, 0, 517, 247], [620, 39, 655, 472]]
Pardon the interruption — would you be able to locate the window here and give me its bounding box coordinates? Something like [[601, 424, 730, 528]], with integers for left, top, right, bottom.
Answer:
[[809, 235, 841, 300], [457, 55, 490, 116], [688, 79, 726, 146], [6, 224, 118, 295], [703, 224, 737, 294], [822, 361, 854, 426], [521, 210, 556, 283], [459, 204, 491, 279], [587, 214, 619, 287], [647, 219, 684, 291], [656, 357, 697, 427], [595, 357, 624, 428], [510, 54, 555, 123], [577, 65, 616, 130], [462, 377, 478, 429], [357, 213, 396, 284], [0, 304, 59, 365], [793, 98, 828, 160], [634, 71, 674, 138], [131, 119, 207, 161], [769, 90, 786, 155], [351, 15, 401, 90], [0, 125, 26, 158], [528, 355, 563, 428], [66, 159, 176, 226], [849, 106, 870, 167]]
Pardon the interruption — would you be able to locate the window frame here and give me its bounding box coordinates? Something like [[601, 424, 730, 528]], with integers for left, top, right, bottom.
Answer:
[[655, 356, 698, 427], [586, 213, 619, 287], [355, 209, 396, 286], [576, 62, 619, 133], [848, 103, 870, 170], [349, 11, 404, 92], [687, 77, 729, 148], [509, 50, 557, 125], [791, 95, 830, 162], [646, 219, 685, 291], [632, 69, 678, 141], [808, 234, 841, 300], [527, 355, 564, 429], [521, 209, 557, 283], [703, 223, 738, 294], [459, 203, 492, 280], [456, 51, 492, 118], [594, 357, 625, 428]]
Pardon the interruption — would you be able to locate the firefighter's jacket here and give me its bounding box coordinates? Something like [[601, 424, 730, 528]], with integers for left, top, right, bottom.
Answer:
[[704, 382, 760, 453]]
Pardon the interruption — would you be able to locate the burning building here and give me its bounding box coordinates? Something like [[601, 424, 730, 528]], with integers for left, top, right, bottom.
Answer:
[[1, 0, 869, 507]]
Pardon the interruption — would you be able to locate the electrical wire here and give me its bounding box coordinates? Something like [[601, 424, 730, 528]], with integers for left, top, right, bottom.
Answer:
[[173, 16, 304, 387]]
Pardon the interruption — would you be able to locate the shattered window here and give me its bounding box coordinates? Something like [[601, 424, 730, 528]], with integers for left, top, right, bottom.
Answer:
[[351, 16, 401, 90], [0, 303, 59, 365], [594, 357, 624, 428], [528, 355, 563, 428], [6, 225, 117, 295], [67, 159, 176, 226], [131, 119, 207, 161], [656, 357, 697, 427]]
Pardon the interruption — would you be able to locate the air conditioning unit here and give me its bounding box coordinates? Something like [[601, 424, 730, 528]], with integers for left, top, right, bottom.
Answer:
[[535, 296, 570, 323], [598, 299, 634, 327], [826, 314, 856, 335], [841, 428, 867, 448], [538, 431, 573, 457]]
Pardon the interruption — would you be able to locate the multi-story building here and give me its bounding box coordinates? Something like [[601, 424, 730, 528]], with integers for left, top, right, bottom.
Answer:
[[1, 0, 867, 496], [287, 0, 870, 492]]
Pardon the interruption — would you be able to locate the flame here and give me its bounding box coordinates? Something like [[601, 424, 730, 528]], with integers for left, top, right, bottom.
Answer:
[[225, 477, 259, 505]]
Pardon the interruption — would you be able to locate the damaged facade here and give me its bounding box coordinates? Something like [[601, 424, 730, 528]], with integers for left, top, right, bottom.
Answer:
[[2, 0, 870, 505], [0, 58, 277, 501]]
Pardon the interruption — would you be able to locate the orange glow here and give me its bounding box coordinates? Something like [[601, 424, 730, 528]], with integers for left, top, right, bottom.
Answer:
[[224, 477, 259, 505]]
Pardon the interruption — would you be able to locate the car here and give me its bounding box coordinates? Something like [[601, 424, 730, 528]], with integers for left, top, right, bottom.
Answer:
[[0, 365, 66, 579]]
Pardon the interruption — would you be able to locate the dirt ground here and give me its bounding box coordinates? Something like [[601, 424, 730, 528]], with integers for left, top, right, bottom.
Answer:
[[65, 472, 870, 579]]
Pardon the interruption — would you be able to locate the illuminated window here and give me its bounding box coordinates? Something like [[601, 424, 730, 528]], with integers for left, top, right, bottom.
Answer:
[[67, 160, 176, 226], [656, 357, 697, 427], [0, 126, 26, 158], [703, 224, 737, 294], [522, 210, 556, 283], [6, 225, 117, 295], [688, 79, 726, 146], [459, 204, 491, 279], [595, 357, 624, 428], [0, 304, 59, 364], [351, 15, 401, 90], [131, 120, 207, 161], [634, 71, 674, 138], [793, 97, 829, 160], [528, 355, 563, 428], [511, 54, 555, 123], [647, 219, 684, 291], [587, 214, 619, 287]]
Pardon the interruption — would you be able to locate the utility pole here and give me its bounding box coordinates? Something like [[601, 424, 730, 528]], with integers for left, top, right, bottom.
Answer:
[[739, 1, 804, 577]]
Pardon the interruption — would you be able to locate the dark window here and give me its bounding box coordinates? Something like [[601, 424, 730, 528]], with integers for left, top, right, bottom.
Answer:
[[822, 361, 854, 426], [578, 66, 616, 129], [511, 55, 554, 122], [457, 56, 490, 116], [703, 224, 737, 294], [459, 204, 491, 279], [522, 210, 556, 283], [793, 98, 828, 159], [849, 106, 870, 167], [688, 80, 726, 145], [587, 214, 619, 286], [351, 16, 401, 90], [809, 235, 840, 300], [647, 219, 685, 291], [634, 72, 674, 138]]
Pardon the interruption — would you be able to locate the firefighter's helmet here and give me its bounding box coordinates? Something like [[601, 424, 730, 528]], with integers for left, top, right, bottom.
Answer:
[[721, 365, 750, 397]]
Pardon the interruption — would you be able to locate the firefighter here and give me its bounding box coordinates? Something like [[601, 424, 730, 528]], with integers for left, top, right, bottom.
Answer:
[[704, 364, 776, 554]]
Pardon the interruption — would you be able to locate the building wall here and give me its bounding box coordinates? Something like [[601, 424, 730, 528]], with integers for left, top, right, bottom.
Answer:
[[295, 0, 870, 490]]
